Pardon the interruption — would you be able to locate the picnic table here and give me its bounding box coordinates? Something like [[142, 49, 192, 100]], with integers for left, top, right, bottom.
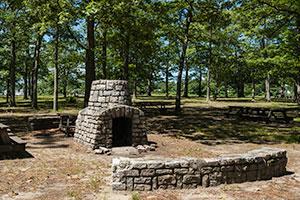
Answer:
[[58, 113, 77, 136], [0, 123, 27, 154], [226, 106, 298, 123], [133, 101, 174, 113]]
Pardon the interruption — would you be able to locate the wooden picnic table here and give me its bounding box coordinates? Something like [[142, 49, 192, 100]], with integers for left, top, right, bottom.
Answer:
[[0, 123, 27, 154], [227, 106, 298, 123], [58, 113, 77, 136], [133, 101, 174, 113]]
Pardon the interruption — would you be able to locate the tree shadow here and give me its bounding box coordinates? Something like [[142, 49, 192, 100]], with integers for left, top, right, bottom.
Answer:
[[145, 107, 300, 144], [29, 129, 70, 149], [0, 151, 34, 160]]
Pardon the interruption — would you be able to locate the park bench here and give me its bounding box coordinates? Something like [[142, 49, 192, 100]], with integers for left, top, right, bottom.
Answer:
[[133, 101, 174, 113], [226, 106, 298, 123], [0, 123, 27, 155], [58, 113, 77, 137]]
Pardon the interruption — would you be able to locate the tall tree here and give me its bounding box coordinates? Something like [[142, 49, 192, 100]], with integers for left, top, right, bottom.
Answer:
[[173, 1, 193, 112]]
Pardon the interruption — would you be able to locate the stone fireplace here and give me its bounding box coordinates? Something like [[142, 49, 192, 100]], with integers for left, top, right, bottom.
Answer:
[[74, 80, 148, 149]]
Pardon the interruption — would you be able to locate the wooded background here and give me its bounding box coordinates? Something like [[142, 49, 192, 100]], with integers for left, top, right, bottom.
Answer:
[[0, 0, 299, 112]]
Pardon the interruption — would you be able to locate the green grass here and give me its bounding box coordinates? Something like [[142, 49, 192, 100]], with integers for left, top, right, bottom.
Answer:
[[0, 95, 83, 115], [1, 95, 299, 144], [131, 192, 140, 200], [0, 95, 299, 115]]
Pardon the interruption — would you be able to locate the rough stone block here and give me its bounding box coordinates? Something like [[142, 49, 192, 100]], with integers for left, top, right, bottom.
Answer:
[[202, 174, 209, 187], [123, 169, 139, 177], [132, 162, 147, 169], [141, 169, 155, 176], [201, 167, 212, 174], [134, 184, 152, 191], [112, 183, 126, 190], [156, 169, 173, 175], [148, 162, 164, 169], [134, 177, 151, 184], [182, 184, 198, 189], [174, 168, 189, 175], [182, 175, 201, 184], [158, 175, 176, 185], [234, 172, 247, 183], [246, 170, 257, 181], [127, 178, 134, 191], [152, 177, 158, 190]]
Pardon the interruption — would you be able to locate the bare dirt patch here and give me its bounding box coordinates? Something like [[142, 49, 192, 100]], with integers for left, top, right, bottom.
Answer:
[[0, 129, 300, 200]]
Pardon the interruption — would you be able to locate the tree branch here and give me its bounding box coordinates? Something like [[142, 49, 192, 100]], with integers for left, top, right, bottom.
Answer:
[[268, 16, 295, 37], [257, 0, 299, 16], [66, 25, 87, 50]]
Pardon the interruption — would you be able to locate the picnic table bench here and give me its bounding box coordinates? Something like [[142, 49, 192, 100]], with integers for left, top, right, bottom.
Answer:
[[58, 113, 77, 137], [133, 101, 174, 113], [0, 123, 27, 154], [226, 106, 298, 123]]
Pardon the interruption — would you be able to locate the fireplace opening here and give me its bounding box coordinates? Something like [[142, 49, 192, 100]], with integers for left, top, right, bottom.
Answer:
[[112, 117, 132, 147]]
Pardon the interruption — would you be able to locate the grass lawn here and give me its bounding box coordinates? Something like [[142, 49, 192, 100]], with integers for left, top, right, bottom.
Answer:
[[0, 95, 299, 143]]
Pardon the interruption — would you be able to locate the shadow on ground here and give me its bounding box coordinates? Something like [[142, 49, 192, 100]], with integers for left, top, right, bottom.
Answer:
[[0, 151, 33, 160], [145, 107, 300, 144], [27, 129, 70, 149]]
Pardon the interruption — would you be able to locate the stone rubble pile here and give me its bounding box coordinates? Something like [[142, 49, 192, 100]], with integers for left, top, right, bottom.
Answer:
[[94, 144, 157, 155]]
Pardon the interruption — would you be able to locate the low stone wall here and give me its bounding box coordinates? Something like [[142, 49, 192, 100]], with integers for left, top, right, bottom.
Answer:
[[112, 147, 287, 191]]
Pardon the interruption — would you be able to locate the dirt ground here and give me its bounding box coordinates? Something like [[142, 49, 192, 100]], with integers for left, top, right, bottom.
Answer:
[[0, 129, 300, 200]]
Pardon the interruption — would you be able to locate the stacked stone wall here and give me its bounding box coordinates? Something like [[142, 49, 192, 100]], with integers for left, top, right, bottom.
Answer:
[[112, 147, 287, 191], [88, 80, 130, 109], [75, 105, 148, 149]]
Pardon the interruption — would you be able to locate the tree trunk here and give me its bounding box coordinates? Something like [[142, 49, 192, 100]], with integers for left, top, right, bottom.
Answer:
[[213, 84, 219, 100], [8, 39, 16, 107], [31, 35, 42, 109], [101, 28, 107, 79], [198, 68, 202, 97], [132, 80, 137, 100], [6, 79, 9, 104], [28, 70, 31, 99], [206, 19, 213, 102], [123, 33, 130, 81], [183, 61, 189, 97], [53, 22, 59, 112], [251, 79, 256, 101], [63, 85, 67, 98], [280, 83, 285, 98], [84, 14, 96, 107], [63, 68, 67, 98], [295, 79, 300, 104], [147, 78, 152, 97], [175, 51, 185, 112], [224, 82, 228, 98], [23, 55, 28, 100], [237, 81, 245, 98], [206, 68, 211, 101], [175, 8, 192, 112], [165, 65, 169, 98], [265, 72, 271, 102]]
